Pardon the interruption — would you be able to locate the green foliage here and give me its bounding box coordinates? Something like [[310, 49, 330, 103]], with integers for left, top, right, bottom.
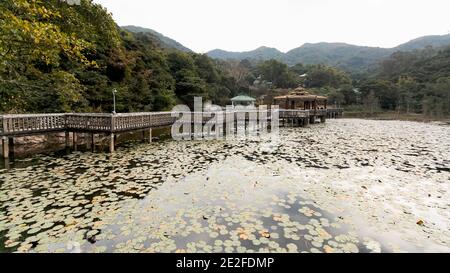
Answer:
[[1, 0, 447, 118], [302, 64, 351, 88], [310, 45, 450, 117], [0, 0, 94, 113], [358, 46, 450, 116], [207, 35, 450, 73], [0, 0, 239, 113], [256, 59, 298, 88], [358, 80, 399, 110]]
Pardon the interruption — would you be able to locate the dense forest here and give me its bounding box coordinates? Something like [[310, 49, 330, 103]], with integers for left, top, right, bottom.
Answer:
[[0, 0, 242, 113], [1, 0, 449, 117], [218, 46, 450, 117]]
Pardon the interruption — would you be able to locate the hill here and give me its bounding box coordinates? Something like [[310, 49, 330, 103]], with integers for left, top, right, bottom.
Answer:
[[395, 34, 450, 51], [208, 46, 284, 61], [206, 34, 450, 72], [284, 43, 390, 71], [122, 25, 192, 52]]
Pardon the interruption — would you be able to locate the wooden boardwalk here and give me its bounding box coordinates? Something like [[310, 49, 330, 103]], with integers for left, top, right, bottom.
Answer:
[[0, 109, 343, 159]]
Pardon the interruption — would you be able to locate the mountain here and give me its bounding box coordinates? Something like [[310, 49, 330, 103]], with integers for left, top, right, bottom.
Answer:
[[208, 46, 284, 61], [121, 25, 192, 52], [206, 34, 450, 72], [395, 34, 450, 51], [284, 43, 391, 71]]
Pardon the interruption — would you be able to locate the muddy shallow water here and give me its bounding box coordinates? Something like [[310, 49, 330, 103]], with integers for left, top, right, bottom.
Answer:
[[0, 119, 449, 253]]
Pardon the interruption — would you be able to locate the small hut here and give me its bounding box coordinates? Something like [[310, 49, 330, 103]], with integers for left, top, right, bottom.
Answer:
[[230, 95, 256, 107], [273, 87, 327, 110]]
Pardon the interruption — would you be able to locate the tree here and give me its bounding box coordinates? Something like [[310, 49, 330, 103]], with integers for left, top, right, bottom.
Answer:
[[396, 76, 419, 113], [304, 64, 351, 88], [328, 89, 345, 107], [358, 80, 399, 110], [363, 91, 380, 114], [257, 59, 298, 88], [0, 1, 244, 113], [339, 84, 358, 105]]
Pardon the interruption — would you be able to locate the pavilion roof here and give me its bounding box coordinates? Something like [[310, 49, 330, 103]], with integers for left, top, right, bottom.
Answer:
[[231, 95, 256, 102]]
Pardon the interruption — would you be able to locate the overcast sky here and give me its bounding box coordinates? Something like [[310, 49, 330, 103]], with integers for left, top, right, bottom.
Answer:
[[93, 0, 450, 53]]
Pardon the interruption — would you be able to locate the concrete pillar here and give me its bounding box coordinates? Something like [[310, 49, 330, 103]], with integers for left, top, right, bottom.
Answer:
[[321, 116, 326, 123], [109, 133, 115, 153], [149, 128, 152, 143], [2, 137, 9, 159], [73, 132, 78, 151]]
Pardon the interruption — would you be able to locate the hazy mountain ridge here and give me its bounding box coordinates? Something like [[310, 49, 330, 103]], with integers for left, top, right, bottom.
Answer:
[[120, 25, 450, 72], [395, 34, 450, 51], [121, 25, 192, 52], [208, 46, 284, 61], [207, 34, 450, 72]]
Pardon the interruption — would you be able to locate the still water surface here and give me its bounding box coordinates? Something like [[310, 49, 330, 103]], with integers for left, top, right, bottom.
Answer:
[[0, 119, 449, 253]]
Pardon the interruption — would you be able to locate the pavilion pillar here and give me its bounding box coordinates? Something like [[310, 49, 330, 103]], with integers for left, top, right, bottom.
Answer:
[[304, 117, 310, 127], [109, 133, 115, 153]]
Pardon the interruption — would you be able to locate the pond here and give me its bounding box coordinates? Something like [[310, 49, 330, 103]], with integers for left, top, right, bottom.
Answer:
[[0, 119, 449, 253]]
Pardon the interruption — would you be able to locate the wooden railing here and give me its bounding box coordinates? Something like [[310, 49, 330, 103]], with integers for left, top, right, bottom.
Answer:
[[279, 110, 310, 118], [1, 114, 66, 136], [66, 114, 112, 132], [113, 112, 175, 132], [0, 109, 341, 137]]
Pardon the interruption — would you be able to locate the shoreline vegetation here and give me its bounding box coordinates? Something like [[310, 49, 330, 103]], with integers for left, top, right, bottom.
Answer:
[[1, 1, 449, 118], [0, 117, 448, 164], [343, 110, 450, 123]]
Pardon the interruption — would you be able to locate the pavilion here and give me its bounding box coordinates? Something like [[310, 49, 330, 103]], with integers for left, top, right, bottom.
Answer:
[[273, 87, 328, 110], [230, 95, 256, 107]]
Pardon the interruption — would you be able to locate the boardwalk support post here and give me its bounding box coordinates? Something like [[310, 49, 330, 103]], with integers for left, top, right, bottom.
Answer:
[[91, 133, 95, 152], [149, 128, 152, 143], [65, 131, 70, 150], [2, 136, 9, 159], [73, 132, 78, 151], [109, 133, 115, 153], [320, 116, 326, 123], [8, 137, 14, 158]]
